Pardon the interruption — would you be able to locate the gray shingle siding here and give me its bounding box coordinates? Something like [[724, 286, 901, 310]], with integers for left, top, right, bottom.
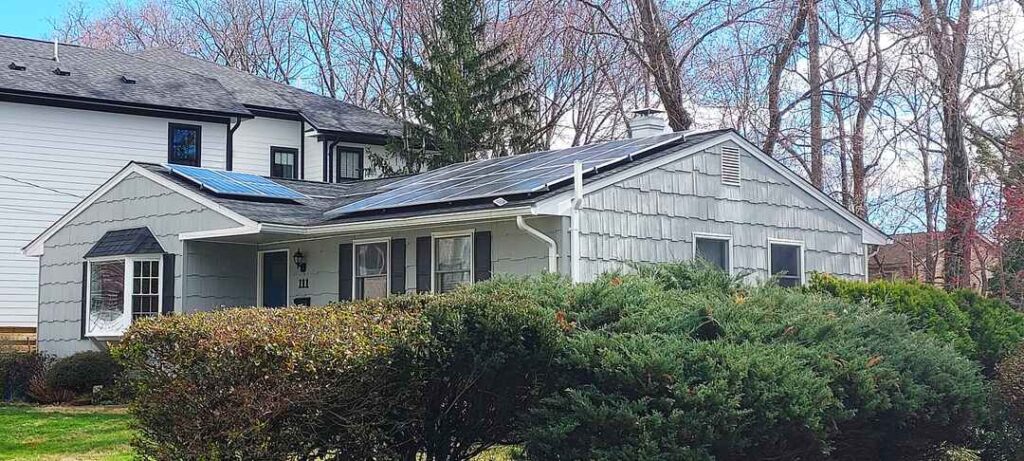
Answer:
[[578, 140, 866, 282], [37, 172, 239, 355]]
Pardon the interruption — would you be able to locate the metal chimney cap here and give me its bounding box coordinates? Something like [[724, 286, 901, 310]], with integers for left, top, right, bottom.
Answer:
[[631, 108, 665, 117]]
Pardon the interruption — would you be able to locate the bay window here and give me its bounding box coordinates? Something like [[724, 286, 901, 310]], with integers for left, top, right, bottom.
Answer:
[[85, 256, 161, 337]]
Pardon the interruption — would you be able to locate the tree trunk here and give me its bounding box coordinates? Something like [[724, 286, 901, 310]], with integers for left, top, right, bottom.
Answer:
[[763, 0, 808, 156], [634, 0, 692, 131], [807, 0, 823, 188]]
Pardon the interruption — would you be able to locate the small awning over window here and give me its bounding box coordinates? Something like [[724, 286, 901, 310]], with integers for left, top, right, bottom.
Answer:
[[84, 227, 165, 258]]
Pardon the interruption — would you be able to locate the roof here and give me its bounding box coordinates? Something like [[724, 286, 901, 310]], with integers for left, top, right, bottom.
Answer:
[[134, 48, 404, 137], [84, 227, 165, 258], [0, 35, 403, 139], [0, 35, 250, 117], [873, 231, 997, 267]]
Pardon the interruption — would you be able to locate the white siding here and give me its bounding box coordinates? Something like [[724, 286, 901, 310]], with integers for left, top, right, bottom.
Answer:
[[231, 117, 302, 176], [0, 101, 228, 327]]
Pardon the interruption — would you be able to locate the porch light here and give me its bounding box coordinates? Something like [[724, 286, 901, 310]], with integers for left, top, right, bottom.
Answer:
[[293, 250, 307, 272]]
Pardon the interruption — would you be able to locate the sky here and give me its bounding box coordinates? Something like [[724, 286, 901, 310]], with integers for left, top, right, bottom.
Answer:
[[0, 0, 103, 40]]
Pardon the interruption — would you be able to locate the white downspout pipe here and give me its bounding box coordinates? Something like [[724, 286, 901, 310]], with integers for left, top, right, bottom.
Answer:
[[570, 161, 583, 283], [517, 216, 557, 273]]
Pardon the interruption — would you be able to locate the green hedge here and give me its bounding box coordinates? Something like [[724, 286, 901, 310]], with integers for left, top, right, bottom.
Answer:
[[519, 264, 990, 460], [808, 274, 1024, 372], [115, 288, 564, 460]]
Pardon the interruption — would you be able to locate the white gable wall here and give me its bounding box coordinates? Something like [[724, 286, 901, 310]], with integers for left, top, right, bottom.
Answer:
[[577, 139, 867, 282]]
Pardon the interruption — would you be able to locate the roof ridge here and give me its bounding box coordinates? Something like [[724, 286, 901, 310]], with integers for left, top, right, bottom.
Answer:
[[0, 34, 83, 48]]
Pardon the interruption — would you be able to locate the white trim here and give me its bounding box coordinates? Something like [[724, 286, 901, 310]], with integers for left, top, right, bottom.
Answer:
[[84, 255, 162, 339], [179, 225, 262, 241], [352, 238, 391, 300], [530, 131, 890, 246], [23, 163, 259, 256], [692, 232, 733, 274], [431, 230, 475, 293], [767, 238, 806, 286], [252, 207, 530, 237], [256, 248, 290, 307]]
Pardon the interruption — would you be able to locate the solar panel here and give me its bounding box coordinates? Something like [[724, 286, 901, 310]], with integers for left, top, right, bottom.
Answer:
[[166, 164, 307, 200], [325, 132, 684, 218]]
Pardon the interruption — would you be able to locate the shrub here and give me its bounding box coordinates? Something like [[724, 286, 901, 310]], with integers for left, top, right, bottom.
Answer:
[[808, 274, 1024, 372], [0, 350, 50, 402], [523, 274, 989, 460], [116, 287, 565, 460], [45, 351, 121, 395], [115, 297, 425, 460]]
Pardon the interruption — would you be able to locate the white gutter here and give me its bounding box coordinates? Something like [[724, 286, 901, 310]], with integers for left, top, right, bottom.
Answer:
[[570, 160, 583, 283], [516, 216, 557, 273]]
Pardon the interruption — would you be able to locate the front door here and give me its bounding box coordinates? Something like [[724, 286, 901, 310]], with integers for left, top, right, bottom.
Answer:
[[261, 251, 288, 307]]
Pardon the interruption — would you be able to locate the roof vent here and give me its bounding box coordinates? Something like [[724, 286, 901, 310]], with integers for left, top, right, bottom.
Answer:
[[8, 61, 26, 71], [53, 67, 70, 76], [628, 108, 668, 138], [492, 197, 508, 207], [120, 75, 137, 84], [721, 144, 741, 186]]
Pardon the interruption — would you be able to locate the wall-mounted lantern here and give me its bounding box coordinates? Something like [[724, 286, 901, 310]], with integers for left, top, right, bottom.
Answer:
[[293, 250, 307, 273]]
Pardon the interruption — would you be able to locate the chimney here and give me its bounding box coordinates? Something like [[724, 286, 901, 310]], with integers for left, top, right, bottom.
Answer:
[[53, 38, 59, 62], [628, 108, 668, 138]]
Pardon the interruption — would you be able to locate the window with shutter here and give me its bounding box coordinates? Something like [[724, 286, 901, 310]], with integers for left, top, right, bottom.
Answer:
[[721, 145, 741, 186]]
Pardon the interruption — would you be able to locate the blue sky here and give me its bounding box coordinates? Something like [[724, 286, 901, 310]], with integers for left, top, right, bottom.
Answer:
[[0, 1, 103, 40]]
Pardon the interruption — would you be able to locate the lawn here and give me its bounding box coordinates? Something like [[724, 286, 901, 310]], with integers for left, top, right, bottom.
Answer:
[[0, 405, 518, 460], [0, 405, 133, 461]]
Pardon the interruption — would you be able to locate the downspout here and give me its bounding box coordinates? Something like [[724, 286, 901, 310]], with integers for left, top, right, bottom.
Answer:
[[226, 117, 242, 171], [517, 216, 557, 273], [299, 120, 305, 179], [571, 161, 583, 283]]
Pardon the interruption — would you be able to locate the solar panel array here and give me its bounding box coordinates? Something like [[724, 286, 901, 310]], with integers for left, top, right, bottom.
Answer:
[[324, 132, 684, 218], [166, 164, 307, 200]]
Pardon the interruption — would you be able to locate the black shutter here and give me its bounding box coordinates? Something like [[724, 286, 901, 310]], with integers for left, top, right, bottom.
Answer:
[[416, 237, 431, 293], [391, 239, 406, 295], [339, 243, 353, 301], [80, 262, 88, 339], [474, 231, 492, 282], [162, 254, 175, 315]]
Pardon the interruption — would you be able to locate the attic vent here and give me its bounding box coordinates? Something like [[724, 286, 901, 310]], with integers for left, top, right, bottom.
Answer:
[[52, 67, 70, 76], [8, 61, 26, 71], [721, 145, 741, 186], [120, 75, 136, 84]]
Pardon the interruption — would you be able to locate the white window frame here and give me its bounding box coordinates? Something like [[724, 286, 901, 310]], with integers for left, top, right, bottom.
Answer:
[[84, 254, 162, 339], [256, 249, 290, 307], [431, 230, 475, 293], [692, 232, 733, 274], [352, 238, 391, 299], [767, 238, 805, 286]]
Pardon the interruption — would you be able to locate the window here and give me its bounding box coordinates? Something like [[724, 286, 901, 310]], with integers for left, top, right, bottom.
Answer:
[[769, 240, 803, 287], [335, 146, 363, 180], [434, 234, 472, 293], [694, 234, 731, 272], [271, 147, 299, 179], [86, 256, 160, 337], [355, 240, 389, 299], [168, 123, 201, 166]]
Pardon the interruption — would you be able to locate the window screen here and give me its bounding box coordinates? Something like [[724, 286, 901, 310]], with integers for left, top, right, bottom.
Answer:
[[335, 146, 363, 180], [695, 237, 729, 271], [434, 235, 472, 293], [770, 243, 802, 287], [168, 123, 201, 166], [271, 147, 298, 179], [355, 242, 388, 299]]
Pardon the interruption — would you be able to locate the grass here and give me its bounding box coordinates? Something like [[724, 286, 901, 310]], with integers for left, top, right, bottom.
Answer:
[[0, 405, 134, 461]]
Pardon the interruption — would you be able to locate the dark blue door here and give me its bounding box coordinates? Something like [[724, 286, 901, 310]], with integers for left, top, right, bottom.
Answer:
[[262, 251, 288, 307]]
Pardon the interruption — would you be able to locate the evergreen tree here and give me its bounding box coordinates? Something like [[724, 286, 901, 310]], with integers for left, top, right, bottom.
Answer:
[[375, 0, 537, 174]]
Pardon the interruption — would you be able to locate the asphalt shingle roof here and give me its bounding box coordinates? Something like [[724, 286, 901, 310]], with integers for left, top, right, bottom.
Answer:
[[0, 36, 403, 138], [139, 129, 732, 226], [84, 227, 165, 258], [0, 35, 250, 116]]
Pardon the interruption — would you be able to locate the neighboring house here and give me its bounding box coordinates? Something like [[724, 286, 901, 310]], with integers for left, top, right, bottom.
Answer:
[[23, 127, 889, 356], [0, 35, 404, 328], [869, 231, 997, 291]]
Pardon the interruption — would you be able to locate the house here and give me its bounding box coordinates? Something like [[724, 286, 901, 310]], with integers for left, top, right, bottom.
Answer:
[[23, 125, 889, 356], [869, 231, 997, 291], [0, 35, 405, 329]]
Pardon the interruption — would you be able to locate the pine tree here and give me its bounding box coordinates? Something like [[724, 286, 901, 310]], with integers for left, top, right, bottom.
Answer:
[[379, 0, 537, 174]]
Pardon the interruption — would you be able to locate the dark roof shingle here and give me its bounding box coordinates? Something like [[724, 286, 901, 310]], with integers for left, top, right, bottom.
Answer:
[[85, 227, 165, 258]]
